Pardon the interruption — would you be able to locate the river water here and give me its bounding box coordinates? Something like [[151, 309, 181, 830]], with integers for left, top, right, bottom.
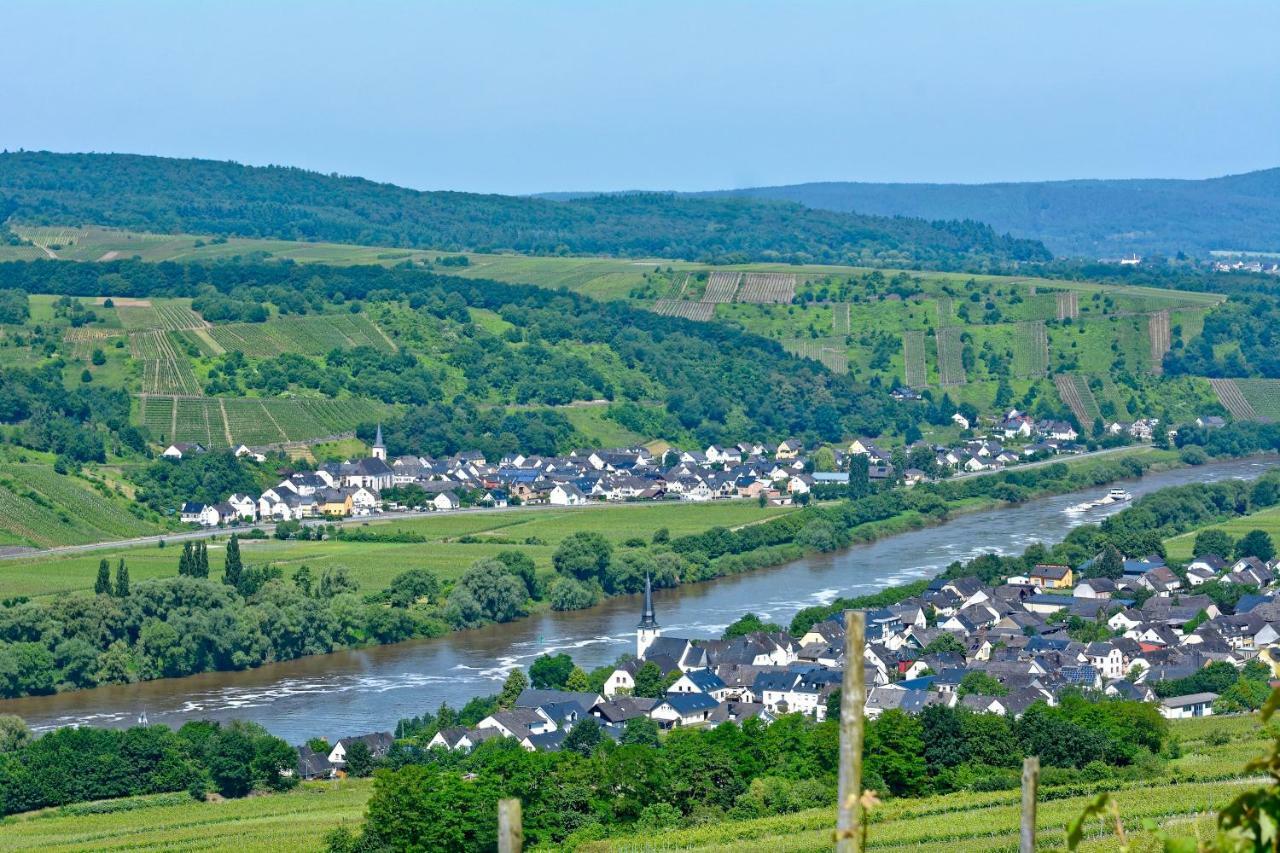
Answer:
[[1, 457, 1272, 743]]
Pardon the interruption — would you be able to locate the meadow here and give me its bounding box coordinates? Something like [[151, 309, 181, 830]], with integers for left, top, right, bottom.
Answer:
[[0, 501, 796, 599], [1165, 502, 1280, 562]]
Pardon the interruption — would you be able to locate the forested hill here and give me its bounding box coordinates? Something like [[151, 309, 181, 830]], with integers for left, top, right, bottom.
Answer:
[[694, 168, 1280, 258], [0, 151, 1048, 269]]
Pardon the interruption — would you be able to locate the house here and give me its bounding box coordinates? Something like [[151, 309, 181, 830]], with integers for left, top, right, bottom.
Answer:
[[179, 502, 206, 524], [199, 502, 237, 527], [328, 732, 394, 767], [775, 439, 803, 460], [650, 692, 719, 728], [431, 491, 460, 511], [549, 483, 587, 506], [295, 745, 335, 780], [1074, 578, 1117, 599], [163, 442, 206, 460], [667, 668, 730, 701], [1159, 692, 1219, 719], [233, 444, 267, 463], [226, 493, 258, 521], [1029, 564, 1073, 590]]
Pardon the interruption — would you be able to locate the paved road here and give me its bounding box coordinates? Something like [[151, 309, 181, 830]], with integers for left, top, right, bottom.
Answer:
[[0, 444, 1156, 562]]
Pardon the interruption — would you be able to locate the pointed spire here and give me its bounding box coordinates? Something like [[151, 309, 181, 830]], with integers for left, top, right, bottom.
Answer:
[[374, 422, 384, 448], [638, 573, 658, 629]]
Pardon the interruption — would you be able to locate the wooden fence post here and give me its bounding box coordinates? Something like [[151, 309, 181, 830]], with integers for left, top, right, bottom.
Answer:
[[836, 610, 867, 852], [1020, 755, 1039, 853], [498, 798, 523, 853]]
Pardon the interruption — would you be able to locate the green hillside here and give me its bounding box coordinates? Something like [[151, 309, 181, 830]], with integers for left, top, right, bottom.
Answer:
[[0, 151, 1049, 268], [696, 167, 1280, 257]]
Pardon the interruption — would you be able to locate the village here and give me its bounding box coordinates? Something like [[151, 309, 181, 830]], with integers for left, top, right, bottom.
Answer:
[[291, 538, 1280, 776], [170, 411, 1170, 528]]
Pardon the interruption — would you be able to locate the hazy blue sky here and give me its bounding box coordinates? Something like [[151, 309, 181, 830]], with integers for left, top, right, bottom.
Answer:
[[3, 1, 1277, 194]]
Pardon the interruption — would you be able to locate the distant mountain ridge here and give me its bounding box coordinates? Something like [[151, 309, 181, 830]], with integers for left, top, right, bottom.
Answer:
[[0, 151, 1048, 269], [687, 169, 1280, 258]]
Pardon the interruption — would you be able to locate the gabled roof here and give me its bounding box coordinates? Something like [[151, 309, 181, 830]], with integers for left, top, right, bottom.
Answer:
[[657, 692, 720, 714]]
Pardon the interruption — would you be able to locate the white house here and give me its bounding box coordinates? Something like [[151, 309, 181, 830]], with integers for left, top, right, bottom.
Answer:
[[431, 491, 460, 511], [549, 483, 586, 506], [1159, 692, 1218, 719]]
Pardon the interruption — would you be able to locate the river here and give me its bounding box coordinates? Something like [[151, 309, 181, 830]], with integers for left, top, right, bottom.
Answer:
[[1, 456, 1272, 743]]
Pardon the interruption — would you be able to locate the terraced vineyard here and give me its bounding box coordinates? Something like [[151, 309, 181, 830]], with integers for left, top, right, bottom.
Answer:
[[653, 300, 715, 320], [62, 326, 124, 359], [783, 339, 848, 373], [130, 330, 201, 395], [116, 300, 207, 331], [1149, 309, 1171, 374], [832, 303, 851, 336], [0, 464, 161, 548], [703, 271, 743, 303], [935, 326, 966, 386], [1055, 372, 1101, 424], [1056, 290, 1080, 319], [901, 330, 926, 387], [736, 272, 795, 303], [205, 314, 395, 358], [1222, 378, 1275, 420], [138, 395, 388, 447], [1013, 320, 1049, 378]]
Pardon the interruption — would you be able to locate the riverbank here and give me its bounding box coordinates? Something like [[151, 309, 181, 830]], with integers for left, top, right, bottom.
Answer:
[[0, 454, 1267, 740]]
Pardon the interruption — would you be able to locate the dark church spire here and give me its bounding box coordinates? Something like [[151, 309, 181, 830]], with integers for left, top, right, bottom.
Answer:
[[638, 573, 658, 629]]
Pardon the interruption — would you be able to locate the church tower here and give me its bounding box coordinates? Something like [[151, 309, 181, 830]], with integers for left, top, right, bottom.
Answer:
[[637, 573, 661, 659], [371, 423, 386, 461]]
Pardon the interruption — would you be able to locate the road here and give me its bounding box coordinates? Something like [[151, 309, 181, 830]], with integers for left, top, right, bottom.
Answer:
[[0, 444, 1157, 562]]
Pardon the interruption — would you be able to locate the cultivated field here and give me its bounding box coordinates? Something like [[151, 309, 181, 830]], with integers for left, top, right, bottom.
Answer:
[[116, 300, 207, 331], [736, 272, 796, 304], [1210, 378, 1261, 421], [1149, 309, 1171, 374], [935, 326, 965, 386], [1054, 372, 1101, 424], [138, 395, 388, 448], [832, 303, 851, 336], [901, 330, 926, 388], [784, 338, 849, 373], [0, 464, 162, 549], [652, 300, 715, 321], [0, 780, 373, 852], [205, 314, 395, 358], [1056, 289, 1080, 320], [1013, 320, 1049, 378], [703, 271, 743, 303]]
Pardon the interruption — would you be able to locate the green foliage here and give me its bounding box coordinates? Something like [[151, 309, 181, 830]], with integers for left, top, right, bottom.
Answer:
[[529, 653, 575, 690], [498, 669, 528, 710], [0, 151, 1049, 267], [957, 671, 1008, 698], [722, 613, 784, 639], [444, 558, 526, 629], [0, 719, 294, 816], [1195, 528, 1235, 558], [1235, 529, 1275, 562]]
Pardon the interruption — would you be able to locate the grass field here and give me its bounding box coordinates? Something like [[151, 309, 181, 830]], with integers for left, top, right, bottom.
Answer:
[[0, 779, 372, 852], [1165, 502, 1280, 562], [0, 501, 797, 599]]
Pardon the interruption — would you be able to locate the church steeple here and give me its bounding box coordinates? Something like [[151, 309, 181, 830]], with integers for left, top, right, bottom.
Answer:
[[371, 423, 386, 461], [636, 573, 661, 658]]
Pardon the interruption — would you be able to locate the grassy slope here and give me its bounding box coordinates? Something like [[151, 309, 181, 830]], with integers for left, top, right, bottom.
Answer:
[[1165, 502, 1280, 563], [0, 715, 1264, 852], [0, 502, 796, 599], [0, 779, 372, 852]]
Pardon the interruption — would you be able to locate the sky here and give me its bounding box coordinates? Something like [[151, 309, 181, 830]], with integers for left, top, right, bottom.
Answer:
[[2, 1, 1277, 195]]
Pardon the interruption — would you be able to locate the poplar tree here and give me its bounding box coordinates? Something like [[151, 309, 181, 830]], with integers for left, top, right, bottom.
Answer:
[[95, 559, 111, 595], [115, 559, 130, 597], [178, 542, 193, 576], [224, 534, 243, 590]]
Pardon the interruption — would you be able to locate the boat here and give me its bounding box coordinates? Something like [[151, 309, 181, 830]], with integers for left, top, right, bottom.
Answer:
[[1064, 487, 1132, 514]]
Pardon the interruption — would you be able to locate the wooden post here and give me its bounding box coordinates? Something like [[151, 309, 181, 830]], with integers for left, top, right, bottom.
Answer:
[[498, 798, 522, 853], [1020, 755, 1039, 853], [836, 610, 867, 852]]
